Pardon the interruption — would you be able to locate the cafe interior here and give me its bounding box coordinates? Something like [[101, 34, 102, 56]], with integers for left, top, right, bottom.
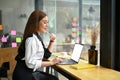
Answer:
[[0, 0, 120, 80]]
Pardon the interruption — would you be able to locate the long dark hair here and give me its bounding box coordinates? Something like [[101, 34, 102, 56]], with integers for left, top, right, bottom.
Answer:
[[23, 9, 47, 39]]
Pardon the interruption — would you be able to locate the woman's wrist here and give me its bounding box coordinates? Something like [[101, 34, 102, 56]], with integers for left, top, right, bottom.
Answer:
[[50, 40, 54, 42], [50, 61, 54, 65]]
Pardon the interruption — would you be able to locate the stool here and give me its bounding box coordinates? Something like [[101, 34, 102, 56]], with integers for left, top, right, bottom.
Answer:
[[0, 62, 10, 80]]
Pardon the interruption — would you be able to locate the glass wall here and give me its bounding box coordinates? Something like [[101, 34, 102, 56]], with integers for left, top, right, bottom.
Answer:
[[0, 0, 100, 61], [43, 0, 100, 61], [81, 0, 100, 60], [0, 0, 34, 48], [43, 0, 80, 53]]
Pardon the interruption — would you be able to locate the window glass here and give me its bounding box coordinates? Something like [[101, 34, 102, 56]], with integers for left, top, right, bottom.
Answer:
[[0, 0, 100, 61], [43, 0, 80, 52], [0, 0, 34, 48], [43, 0, 100, 61], [81, 0, 100, 60]]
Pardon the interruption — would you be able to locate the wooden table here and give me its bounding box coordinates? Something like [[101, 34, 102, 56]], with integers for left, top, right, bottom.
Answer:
[[50, 53, 120, 80]]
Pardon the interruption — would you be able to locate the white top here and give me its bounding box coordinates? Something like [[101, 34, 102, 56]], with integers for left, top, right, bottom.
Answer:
[[24, 34, 44, 71]]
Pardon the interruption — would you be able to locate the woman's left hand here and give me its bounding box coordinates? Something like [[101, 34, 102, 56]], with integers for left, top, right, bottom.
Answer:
[[51, 57, 64, 65], [50, 33, 56, 42]]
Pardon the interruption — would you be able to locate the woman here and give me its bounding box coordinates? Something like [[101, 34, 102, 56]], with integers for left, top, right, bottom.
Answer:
[[12, 10, 63, 80]]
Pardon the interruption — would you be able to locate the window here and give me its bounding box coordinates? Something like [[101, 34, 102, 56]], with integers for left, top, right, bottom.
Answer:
[[0, 0, 34, 48], [43, 0, 100, 61]]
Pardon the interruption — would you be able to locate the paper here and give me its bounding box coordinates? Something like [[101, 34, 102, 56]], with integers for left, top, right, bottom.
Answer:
[[1, 37, 7, 42], [11, 30, 16, 36], [16, 37, 22, 43], [72, 22, 77, 27], [0, 25, 3, 30], [12, 42, 17, 47], [70, 63, 96, 70]]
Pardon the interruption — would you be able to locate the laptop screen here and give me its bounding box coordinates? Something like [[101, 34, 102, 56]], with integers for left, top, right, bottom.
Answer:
[[71, 44, 83, 62]]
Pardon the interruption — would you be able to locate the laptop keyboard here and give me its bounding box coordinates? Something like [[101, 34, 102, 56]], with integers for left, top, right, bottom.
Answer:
[[57, 59, 77, 64]]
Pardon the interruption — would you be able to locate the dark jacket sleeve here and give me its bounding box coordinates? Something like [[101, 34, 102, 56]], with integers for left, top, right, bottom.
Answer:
[[43, 48, 52, 59]]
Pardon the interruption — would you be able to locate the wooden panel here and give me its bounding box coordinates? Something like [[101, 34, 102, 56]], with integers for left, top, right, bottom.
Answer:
[[0, 47, 18, 75]]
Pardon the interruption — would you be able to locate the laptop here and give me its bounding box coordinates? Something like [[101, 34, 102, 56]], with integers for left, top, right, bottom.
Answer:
[[57, 43, 83, 64]]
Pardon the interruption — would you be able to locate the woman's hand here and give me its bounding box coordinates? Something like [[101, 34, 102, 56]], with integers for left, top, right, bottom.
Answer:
[[47, 33, 56, 52], [51, 57, 64, 65], [50, 33, 56, 42]]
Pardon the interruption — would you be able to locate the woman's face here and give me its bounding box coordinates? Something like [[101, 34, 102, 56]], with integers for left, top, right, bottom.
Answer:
[[38, 16, 48, 33]]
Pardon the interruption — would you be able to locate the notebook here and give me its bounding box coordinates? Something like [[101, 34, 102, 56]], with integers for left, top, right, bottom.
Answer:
[[57, 43, 83, 64]]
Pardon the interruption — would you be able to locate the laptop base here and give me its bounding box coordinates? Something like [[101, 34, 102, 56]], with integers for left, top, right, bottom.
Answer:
[[57, 59, 78, 65]]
